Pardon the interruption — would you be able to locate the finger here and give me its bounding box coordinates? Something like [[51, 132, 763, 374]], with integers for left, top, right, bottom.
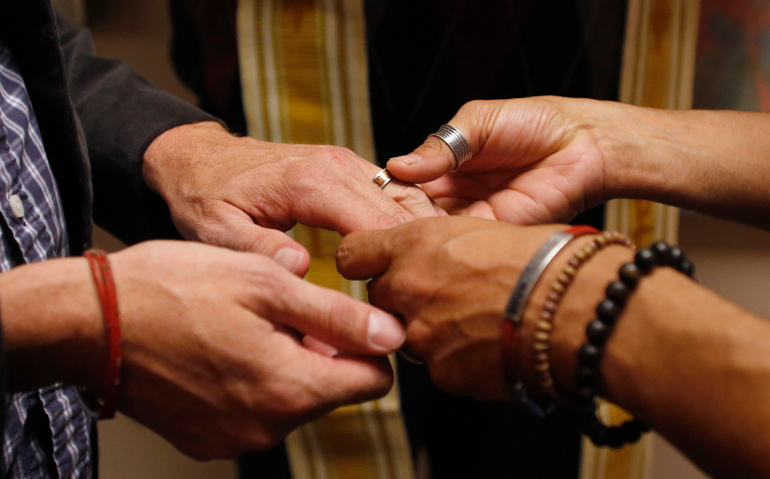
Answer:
[[336, 229, 394, 280], [432, 198, 498, 220], [387, 101, 496, 183], [346, 163, 421, 226], [292, 184, 403, 235], [386, 134, 458, 183], [357, 162, 438, 221], [302, 352, 394, 407], [268, 274, 406, 355], [382, 180, 442, 219], [213, 209, 311, 277]]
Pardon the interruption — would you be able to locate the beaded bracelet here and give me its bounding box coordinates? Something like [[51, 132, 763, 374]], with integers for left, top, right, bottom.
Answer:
[[532, 231, 634, 400], [575, 241, 695, 448], [502, 225, 599, 415]]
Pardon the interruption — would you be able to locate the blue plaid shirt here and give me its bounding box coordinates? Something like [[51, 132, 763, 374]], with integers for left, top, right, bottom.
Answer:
[[0, 42, 94, 478]]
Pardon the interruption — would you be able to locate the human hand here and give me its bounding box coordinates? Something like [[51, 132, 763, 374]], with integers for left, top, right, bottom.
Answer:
[[106, 241, 405, 459], [386, 97, 614, 225], [143, 122, 441, 276], [336, 217, 564, 401]]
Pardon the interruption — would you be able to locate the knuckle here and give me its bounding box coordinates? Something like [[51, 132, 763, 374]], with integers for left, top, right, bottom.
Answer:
[[460, 99, 485, 117], [391, 186, 432, 211], [320, 145, 356, 168], [372, 212, 402, 230], [243, 234, 273, 255], [402, 185, 430, 202], [241, 255, 286, 301], [405, 320, 433, 352], [423, 136, 451, 156], [317, 293, 363, 342], [335, 240, 353, 269], [245, 252, 281, 278]]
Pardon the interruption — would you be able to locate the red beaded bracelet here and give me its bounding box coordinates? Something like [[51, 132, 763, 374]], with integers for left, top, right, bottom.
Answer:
[[83, 249, 122, 419]]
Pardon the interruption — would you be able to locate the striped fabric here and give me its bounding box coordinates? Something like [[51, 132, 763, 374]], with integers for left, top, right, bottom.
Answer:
[[0, 42, 93, 478], [237, 1, 415, 478]]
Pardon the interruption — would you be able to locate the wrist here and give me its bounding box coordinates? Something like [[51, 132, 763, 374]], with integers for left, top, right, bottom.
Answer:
[[142, 121, 229, 195], [596, 103, 703, 206], [581, 101, 651, 203], [524, 238, 635, 398], [0, 258, 108, 394]]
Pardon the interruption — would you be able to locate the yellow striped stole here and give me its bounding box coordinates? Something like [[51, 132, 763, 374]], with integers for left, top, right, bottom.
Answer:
[[237, 1, 415, 478]]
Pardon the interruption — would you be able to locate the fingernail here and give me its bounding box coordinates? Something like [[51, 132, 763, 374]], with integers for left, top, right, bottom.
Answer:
[[367, 311, 406, 352], [274, 248, 304, 273], [391, 154, 421, 167]]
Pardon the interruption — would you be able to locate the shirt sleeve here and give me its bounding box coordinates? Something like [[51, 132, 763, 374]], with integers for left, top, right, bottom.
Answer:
[[0, 299, 6, 475], [55, 13, 224, 244]]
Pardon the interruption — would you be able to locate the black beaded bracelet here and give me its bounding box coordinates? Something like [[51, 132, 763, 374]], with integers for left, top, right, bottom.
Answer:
[[574, 241, 695, 448]]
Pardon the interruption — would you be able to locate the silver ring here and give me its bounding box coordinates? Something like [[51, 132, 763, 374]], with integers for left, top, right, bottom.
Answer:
[[398, 347, 425, 365], [429, 124, 472, 171], [372, 168, 394, 190]]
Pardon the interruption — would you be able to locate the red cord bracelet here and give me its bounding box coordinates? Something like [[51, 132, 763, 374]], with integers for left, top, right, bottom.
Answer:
[[84, 249, 122, 419]]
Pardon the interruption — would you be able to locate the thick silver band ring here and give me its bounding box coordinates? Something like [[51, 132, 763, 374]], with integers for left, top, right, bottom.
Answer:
[[372, 168, 394, 190], [429, 124, 472, 171]]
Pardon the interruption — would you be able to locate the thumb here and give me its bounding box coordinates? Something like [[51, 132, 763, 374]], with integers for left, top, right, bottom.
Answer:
[[386, 132, 460, 184], [388, 100, 500, 183]]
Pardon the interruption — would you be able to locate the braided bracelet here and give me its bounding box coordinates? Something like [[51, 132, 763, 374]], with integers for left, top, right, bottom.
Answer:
[[532, 231, 634, 401], [575, 241, 695, 448], [79, 249, 122, 419]]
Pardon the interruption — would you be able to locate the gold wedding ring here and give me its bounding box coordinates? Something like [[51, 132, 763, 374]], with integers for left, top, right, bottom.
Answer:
[[372, 168, 394, 190]]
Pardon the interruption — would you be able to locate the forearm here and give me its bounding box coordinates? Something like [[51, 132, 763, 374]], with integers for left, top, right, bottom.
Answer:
[[598, 103, 770, 229], [543, 241, 770, 478], [0, 259, 104, 394]]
